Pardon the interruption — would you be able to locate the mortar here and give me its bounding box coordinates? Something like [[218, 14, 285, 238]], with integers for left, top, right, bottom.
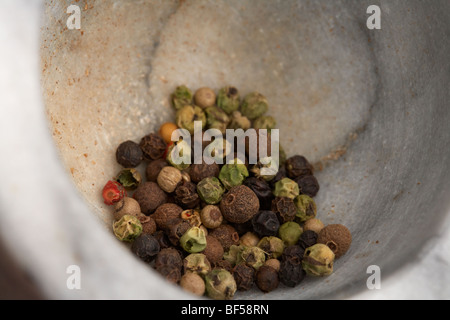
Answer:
[[1, 0, 450, 299]]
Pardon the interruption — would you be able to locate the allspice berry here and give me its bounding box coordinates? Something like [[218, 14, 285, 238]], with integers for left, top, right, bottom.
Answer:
[[116, 140, 143, 168], [208, 224, 240, 251], [194, 87, 216, 109], [220, 185, 260, 224], [140, 133, 167, 161], [138, 214, 157, 235], [255, 265, 279, 293], [133, 182, 168, 215], [317, 224, 352, 259], [202, 235, 224, 264], [157, 166, 182, 193], [180, 272, 206, 297], [200, 205, 223, 229], [189, 161, 220, 183], [113, 197, 141, 221], [152, 203, 183, 231], [145, 159, 168, 182]]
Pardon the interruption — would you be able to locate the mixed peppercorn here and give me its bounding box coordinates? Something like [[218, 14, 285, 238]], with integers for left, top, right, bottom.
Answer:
[[101, 85, 352, 299]]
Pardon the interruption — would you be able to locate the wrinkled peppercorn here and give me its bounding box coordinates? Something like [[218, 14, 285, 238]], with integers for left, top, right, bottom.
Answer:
[[154, 247, 183, 283], [134, 182, 168, 215], [116, 140, 143, 168], [295, 175, 320, 198], [220, 185, 260, 224], [168, 218, 191, 246], [208, 224, 240, 251], [152, 203, 183, 231], [257, 236, 285, 259], [152, 230, 171, 250], [251, 211, 280, 237], [269, 166, 287, 189], [244, 177, 274, 210], [131, 233, 161, 263], [140, 133, 167, 161], [281, 245, 305, 264], [189, 161, 220, 183], [197, 177, 225, 205], [213, 259, 233, 273], [279, 259, 306, 287], [232, 263, 255, 291], [285, 155, 314, 179], [298, 230, 318, 250], [145, 159, 169, 182], [183, 253, 211, 276], [174, 180, 200, 209], [255, 265, 279, 293], [115, 168, 142, 190], [271, 196, 297, 224]]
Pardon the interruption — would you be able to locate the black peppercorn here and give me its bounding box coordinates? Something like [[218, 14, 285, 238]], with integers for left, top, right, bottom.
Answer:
[[152, 230, 171, 250], [295, 175, 320, 198], [189, 161, 220, 184], [279, 259, 306, 287], [154, 247, 183, 284], [285, 155, 314, 179], [255, 265, 279, 293], [213, 259, 234, 273], [269, 166, 287, 189], [140, 133, 167, 161], [131, 234, 161, 263], [174, 180, 200, 209], [251, 211, 280, 237], [116, 140, 143, 168], [232, 263, 255, 291], [167, 218, 191, 246], [220, 185, 260, 224], [146, 159, 169, 182], [281, 245, 304, 264], [244, 177, 274, 210], [133, 182, 168, 215], [271, 196, 297, 224], [298, 230, 318, 250]]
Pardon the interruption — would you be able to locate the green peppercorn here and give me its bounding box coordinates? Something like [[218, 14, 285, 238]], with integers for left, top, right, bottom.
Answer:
[[217, 86, 240, 114], [253, 115, 277, 131], [240, 92, 268, 120], [223, 245, 246, 266], [183, 253, 211, 276], [249, 157, 278, 182], [237, 246, 266, 271], [228, 111, 251, 130], [273, 177, 300, 199], [257, 236, 285, 259], [278, 221, 303, 246], [180, 227, 207, 253], [171, 85, 193, 110], [176, 105, 206, 135], [205, 269, 237, 300], [294, 194, 317, 223], [218, 161, 249, 190], [166, 140, 191, 171], [302, 243, 335, 276], [204, 106, 230, 134], [113, 215, 143, 242], [115, 168, 142, 190], [197, 177, 225, 205]]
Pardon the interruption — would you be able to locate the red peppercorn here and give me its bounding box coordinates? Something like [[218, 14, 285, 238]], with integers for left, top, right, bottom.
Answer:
[[102, 180, 127, 205]]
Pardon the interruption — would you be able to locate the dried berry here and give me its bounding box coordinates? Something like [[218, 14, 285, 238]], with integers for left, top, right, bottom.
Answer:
[[183, 253, 211, 276], [298, 231, 318, 253], [197, 177, 225, 205], [180, 272, 206, 297], [166, 140, 191, 171], [281, 245, 305, 264], [249, 157, 278, 182], [278, 221, 303, 247], [218, 162, 249, 190], [180, 227, 207, 253], [138, 215, 157, 235], [228, 111, 251, 130], [200, 205, 223, 229], [157, 166, 182, 193], [204, 106, 230, 133], [152, 203, 183, 231], [194, 87, 216, 109], [237, 246, 266, 271], [232, 263, 255, 291], [239, 232, 260, 247], [303, 218, 325, 234], [208, 224, 240, 251], [174, 180, 200, 209], [269, 166, 287, 189], [145, 159, 169, 182], [251, 211, 280, 237], [133, 182, 168, 215], [113, 196, 141, 221], [279, 259, 306, 288], [176, 105, 206, 135], [294, 194, 317, 223], [217, 86, 240, 115], [202, 235, 224, 264], [223, 245, 244, 266], [285, 155, 314, 179], [295, 175, 320, 198], [271, 197, 297, 224], [131, 233, 160, 263], [205, 269, 237, 300], [115, 168, 142, 190], [240, 92, 268, 120], [273, 178, 299, 199], [155, 247, 183, 283], [116, 140, 143, 168], [220, 185, 260, 224], [244, 177, 274, 210], [257, 236, 285, 259], [152, 230, 171, 250], [171, 85, 193, 110], [189, 161, 220, 184], [302, 244, 335, 277], [168, 218, 191, 246], [140, 133, 167, 161], [113, 215, 142, 242], [264, 259, 281, 272], [253, 115, 277, 131], [317, 224, 352, 259], [102, 180, 126, 206], [213, 259, 233, 273], [255, 265, 279, 293]]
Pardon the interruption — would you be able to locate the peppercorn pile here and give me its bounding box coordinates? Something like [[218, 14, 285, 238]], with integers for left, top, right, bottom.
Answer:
[[101, 85, 352, 299]]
